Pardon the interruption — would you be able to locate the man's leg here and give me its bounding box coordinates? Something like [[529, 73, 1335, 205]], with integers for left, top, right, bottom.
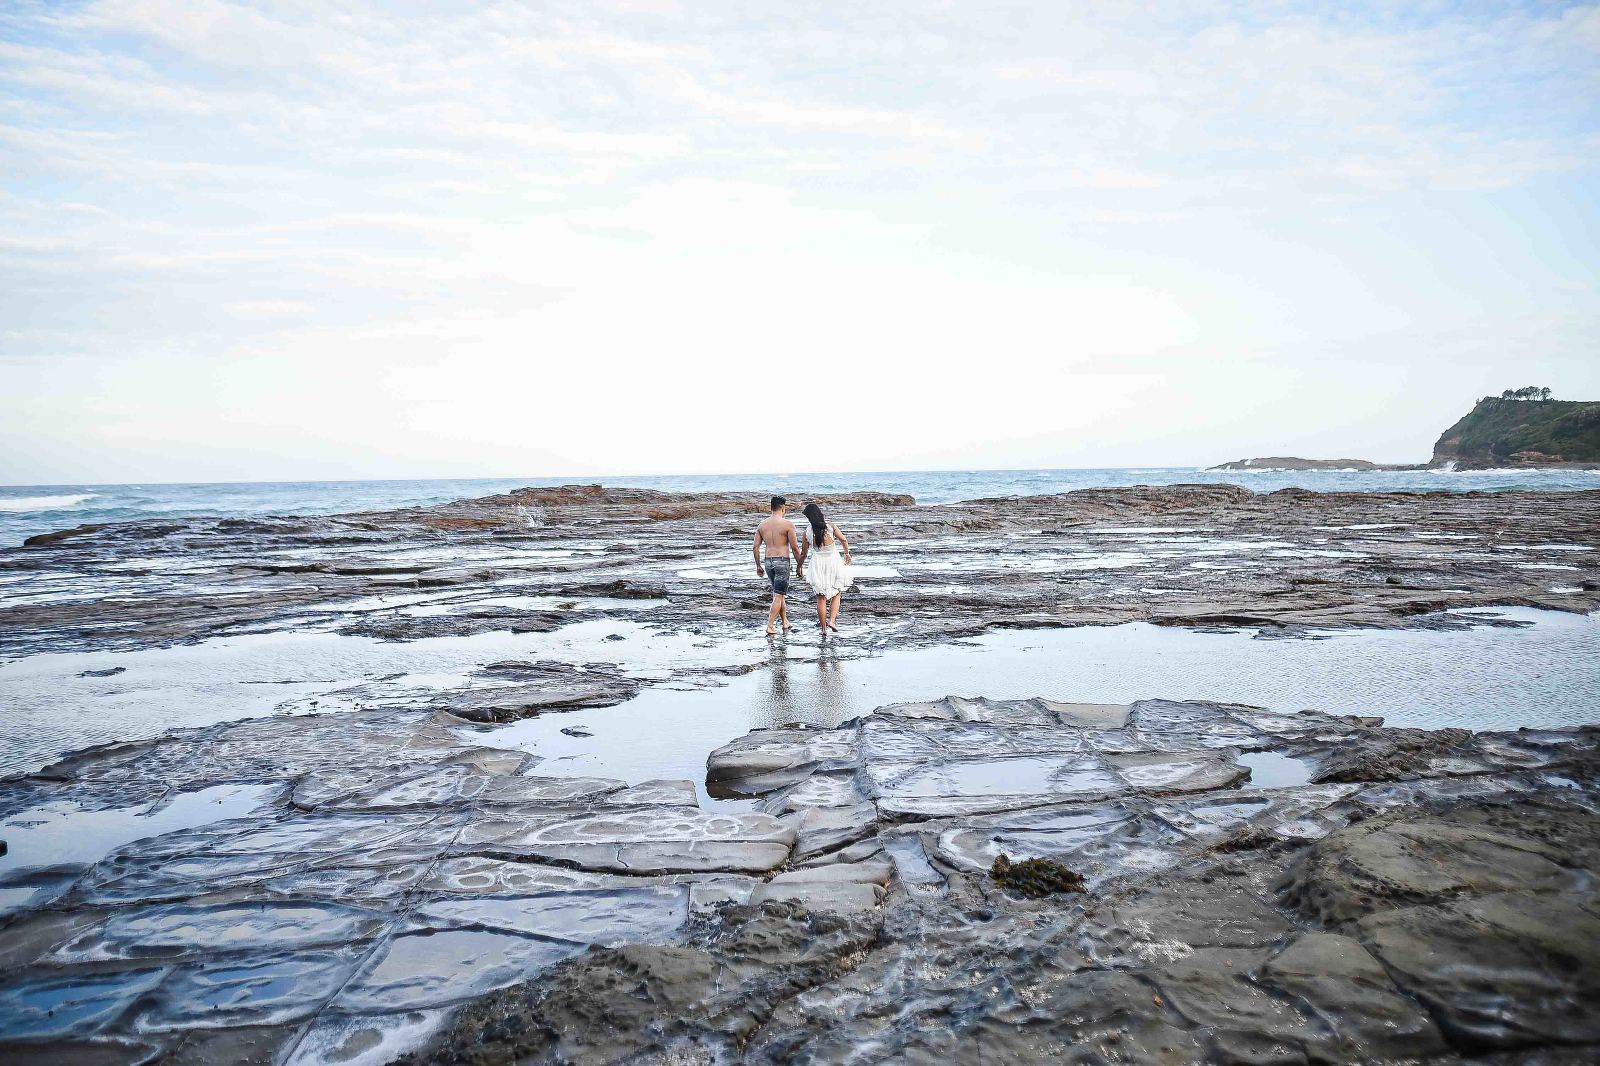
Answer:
[[780, 594, 791, 631], [766, 592, 782, 635]]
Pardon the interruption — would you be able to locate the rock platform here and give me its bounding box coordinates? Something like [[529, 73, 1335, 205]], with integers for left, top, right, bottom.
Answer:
[[4, 484, 1597, 660], [5, 689, 1593, 1063]]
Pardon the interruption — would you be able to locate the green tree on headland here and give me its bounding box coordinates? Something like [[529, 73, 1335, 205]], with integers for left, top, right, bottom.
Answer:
[[1436, 390, 1599, 464]]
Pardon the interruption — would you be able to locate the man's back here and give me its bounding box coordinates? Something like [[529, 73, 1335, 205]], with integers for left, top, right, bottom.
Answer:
[[756, 513, 795, 559]]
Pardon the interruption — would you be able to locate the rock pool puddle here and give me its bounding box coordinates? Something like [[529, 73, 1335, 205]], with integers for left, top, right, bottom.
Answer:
[[0, 620, 772, 779], [1238, 751, 1313, 789], [2, 607, 1596, 804], [0, 782, 281, 916], [0, 783, 279, 871], [478, 607, 1600, 804]]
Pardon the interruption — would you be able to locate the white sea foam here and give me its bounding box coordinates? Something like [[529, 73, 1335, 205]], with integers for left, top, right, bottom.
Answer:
[[0, 493, 96, 512], [1426, 466, 1598, 477]]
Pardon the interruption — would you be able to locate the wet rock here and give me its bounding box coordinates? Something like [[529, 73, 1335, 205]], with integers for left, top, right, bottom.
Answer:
[[7, 483, 1596, 662], [464, 806, 796, 874], [51, 901, 389, 962], [0, 968, 168, 1040], [140, 951, 362, 1029], [338, 611, 568, 640], [409, 902, 882, 1065], [428, 665, 639, 723], [4, 674, 1598, 1063], [1359, 892, 1600, 1049], [1278, 797, 1600, 1051], [1260, 934, 1447, 1059], [748, 880, 884, 913], [76, 666, 125, 678], [339, 929, 583, 1012], [609, 779, 698, 807], [1279, 799, 1598, 926], [714, 698, 1272, 819], [1311, 725, 1476, 783]]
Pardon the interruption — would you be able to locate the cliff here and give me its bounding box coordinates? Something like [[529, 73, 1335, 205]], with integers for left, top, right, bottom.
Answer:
[[1432, 397, 1600, 467]]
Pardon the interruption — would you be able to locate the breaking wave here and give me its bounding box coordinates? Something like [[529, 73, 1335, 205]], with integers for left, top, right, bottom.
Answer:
[[0, 493, 97, 512]]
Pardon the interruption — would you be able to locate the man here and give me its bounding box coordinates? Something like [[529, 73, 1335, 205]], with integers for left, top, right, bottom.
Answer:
[[754, 495, 804, 636]]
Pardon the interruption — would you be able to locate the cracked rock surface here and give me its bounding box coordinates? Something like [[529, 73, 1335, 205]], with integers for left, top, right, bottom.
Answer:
[[409, 697, 1600, 1064], [0, 702, 778, 1064], [0, 693, 1596, 1063]]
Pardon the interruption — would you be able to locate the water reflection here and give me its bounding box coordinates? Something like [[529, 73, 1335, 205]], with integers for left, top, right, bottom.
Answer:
[[748, 639, 856, 731]]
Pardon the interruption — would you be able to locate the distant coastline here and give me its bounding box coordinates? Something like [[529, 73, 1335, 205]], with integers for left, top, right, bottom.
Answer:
[[1212, 392, 1600, 473], [1209, 457, 1413, 472]]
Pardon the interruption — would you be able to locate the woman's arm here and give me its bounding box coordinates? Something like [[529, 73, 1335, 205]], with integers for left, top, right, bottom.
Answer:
[[834, 525, 852, 563]]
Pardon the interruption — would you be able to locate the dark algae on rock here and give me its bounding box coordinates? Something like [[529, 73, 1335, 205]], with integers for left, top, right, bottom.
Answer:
[[990, 853, 1086, 896]]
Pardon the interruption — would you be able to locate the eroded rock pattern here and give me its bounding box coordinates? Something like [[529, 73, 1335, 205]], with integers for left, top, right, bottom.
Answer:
[[417, 696, 1600, 1065], [1, 691, 1596, 1063], [0, 703, 777, 1064], [3, 484, 1597, 659]]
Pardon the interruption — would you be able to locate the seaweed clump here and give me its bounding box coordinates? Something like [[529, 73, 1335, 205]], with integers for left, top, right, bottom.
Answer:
[[990, 853, 1086, 897]]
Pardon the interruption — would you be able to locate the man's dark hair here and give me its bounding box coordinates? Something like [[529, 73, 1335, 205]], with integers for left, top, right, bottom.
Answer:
[[771, 495, 786, 511]]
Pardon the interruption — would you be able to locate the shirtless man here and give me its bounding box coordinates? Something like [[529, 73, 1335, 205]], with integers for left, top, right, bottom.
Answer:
[[754, 495, 805, 636]]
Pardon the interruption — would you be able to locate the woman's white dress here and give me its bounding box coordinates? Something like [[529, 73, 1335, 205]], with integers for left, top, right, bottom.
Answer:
[[807, 531, 853, 598]]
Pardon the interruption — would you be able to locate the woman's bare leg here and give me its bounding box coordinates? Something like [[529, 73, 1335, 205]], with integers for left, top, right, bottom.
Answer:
[[815, 595, 828, 632], [828, 594, 842, 628]]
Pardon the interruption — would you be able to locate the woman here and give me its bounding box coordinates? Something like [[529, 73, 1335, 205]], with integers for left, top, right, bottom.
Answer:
[[801, 502, 853, 634]]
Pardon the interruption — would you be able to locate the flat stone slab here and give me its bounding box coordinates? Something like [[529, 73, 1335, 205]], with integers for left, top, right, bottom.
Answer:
[[711, 697, 1297, 818], [2, 686, 1596, 1065], [748, 880, 885, 913], [0, 705, 793, 1064], [466, 807, 796, 874]]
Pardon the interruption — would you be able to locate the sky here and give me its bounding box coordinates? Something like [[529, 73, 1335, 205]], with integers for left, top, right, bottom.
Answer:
[[1, 1, 1597, 484]]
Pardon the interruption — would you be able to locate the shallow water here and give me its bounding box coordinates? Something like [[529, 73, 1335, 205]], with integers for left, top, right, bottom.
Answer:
[[0, 621, 771, 779], [2, 608, 1596, 797], [479, 608, 1600, 803], [0, 782, 282, 914], [1238, 751, 1314, 789]]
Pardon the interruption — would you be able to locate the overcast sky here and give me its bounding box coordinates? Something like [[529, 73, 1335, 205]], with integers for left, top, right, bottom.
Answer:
[[2, 1, 1597, 484]]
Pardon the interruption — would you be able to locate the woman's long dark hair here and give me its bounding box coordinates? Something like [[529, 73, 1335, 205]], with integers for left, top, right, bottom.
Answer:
[[802, 502, 827, 546]]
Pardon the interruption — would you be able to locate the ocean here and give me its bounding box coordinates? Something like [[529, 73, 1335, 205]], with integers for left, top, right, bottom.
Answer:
[[3, 465, 1599, 548]]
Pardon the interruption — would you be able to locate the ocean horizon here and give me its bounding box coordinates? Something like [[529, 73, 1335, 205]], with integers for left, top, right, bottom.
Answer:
[[5, 464, 1600, 548]]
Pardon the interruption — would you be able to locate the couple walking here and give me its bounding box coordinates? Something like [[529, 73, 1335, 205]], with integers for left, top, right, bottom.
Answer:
[[753, 496, 853, 637]]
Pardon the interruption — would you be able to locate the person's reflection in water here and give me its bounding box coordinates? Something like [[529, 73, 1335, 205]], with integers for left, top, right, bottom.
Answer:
[[748, 638, 858, 731], [812, 638, 849, 728], [749, 638, 795, 730]]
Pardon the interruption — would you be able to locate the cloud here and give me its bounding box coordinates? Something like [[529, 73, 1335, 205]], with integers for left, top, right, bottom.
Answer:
[[0, 2, 1596, 479]]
